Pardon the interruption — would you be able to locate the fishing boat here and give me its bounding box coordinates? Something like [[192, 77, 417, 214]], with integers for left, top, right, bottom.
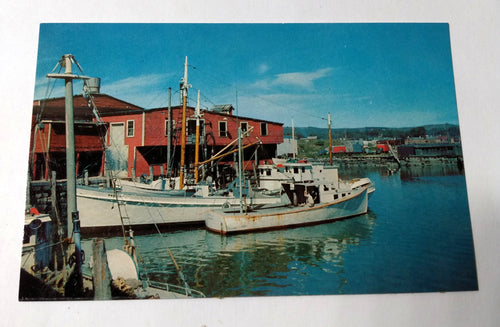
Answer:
[[206, 109, 374, 234], [256, 158, 375, 195], [77, 179, 285, 231], [206, 165, 370, 234]]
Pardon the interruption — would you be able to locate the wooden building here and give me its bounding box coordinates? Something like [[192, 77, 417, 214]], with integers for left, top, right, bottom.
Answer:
[[103, 103, 283, 181], [30, 94, 142, 180], [30, 93, 283, 182]]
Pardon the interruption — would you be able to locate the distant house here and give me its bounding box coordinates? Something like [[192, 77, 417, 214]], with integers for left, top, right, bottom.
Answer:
[[376, 144, 390, 153], [396, 143, 462, 159], [345, 140, 364, 153], [277, 138, 297, 157], [332, 146, 346, 153]]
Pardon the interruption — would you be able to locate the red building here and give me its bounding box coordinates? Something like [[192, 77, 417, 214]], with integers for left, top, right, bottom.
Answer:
[[30, 93, 283, 182], [127, 104, 283, 181], [332, 146, 346, 153], [30, 94, 142, 180], [376, 144, 390, 153]]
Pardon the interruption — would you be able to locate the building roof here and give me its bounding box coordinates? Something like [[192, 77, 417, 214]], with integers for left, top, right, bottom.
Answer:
[[211, 104, 234, 114], [32, 94, 144, 121], [147, 105, 283, 126]]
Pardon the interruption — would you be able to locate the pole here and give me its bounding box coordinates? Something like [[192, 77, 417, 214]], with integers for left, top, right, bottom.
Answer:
[[237, 127, 243, 213], [62, 54, 83, 295], [328, 113, 332, 165], [91, 239, 112, 300], [179, 56, 189, 189], [46, 54, 93, 296], [167, 87, 172, 176], [194, 90, 201, 183], [292, 120, 295, 159]]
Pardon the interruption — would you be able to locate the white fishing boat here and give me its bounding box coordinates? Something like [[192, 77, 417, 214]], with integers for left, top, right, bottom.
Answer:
[[206, 165, 370, 234], [77, 181, 285, 231], [257, 158, 375, 195]]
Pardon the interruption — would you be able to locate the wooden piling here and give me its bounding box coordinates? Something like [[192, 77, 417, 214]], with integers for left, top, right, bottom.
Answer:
[[91, 238, 112, 300]]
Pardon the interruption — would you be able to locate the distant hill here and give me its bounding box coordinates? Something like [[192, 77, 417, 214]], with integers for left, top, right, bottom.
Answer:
[[283, 124, 461, 140]]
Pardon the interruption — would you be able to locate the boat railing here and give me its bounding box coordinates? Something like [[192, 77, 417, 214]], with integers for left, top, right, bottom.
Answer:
[[147, 280, 206, 298]]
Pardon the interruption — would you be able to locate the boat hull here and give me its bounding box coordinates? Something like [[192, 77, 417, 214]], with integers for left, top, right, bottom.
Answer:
[[76, 186, 283, 231], [206, 186, 369, 234]]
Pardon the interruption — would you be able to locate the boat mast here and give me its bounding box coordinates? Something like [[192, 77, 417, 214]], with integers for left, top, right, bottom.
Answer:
[[46, 54, 90, 295], [328, 113, 332, 165], [292, 119, 296, 159], [179, 56, 190, 189], [167, 87, 172, 176], [194, 90, 201, 183], [237, 126, 244, 213]]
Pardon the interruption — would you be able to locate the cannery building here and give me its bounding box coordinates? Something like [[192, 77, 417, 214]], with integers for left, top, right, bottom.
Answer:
[[30, 87, 283, 183]]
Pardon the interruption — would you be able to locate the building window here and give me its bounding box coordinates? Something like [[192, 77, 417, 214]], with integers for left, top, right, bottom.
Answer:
[[127, 120, 135, 137], [187, 119, 205, 144], [165, 119, 175, 136], [240, 122, 248, 133], [260, 122, 268, 136], [219, 121, 228, 137]]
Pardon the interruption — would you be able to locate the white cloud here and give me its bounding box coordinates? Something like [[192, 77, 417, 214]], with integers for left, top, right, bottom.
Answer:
[[251, 67, 334, 90], [272, 68, 333, 89], [102, 73, 166, 95]]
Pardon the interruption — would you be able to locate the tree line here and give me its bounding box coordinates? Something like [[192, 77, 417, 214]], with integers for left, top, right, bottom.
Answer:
[[284, 124, 460, 140]]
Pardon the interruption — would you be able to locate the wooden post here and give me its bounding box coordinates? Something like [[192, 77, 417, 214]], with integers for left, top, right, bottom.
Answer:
[[91, 238, 112, 300]]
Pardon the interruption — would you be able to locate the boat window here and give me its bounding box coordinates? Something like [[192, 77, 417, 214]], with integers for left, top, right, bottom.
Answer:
[[293, 167, 298, 174], [127, 120, 135, 137], [301, 167, 305, 173], [334, 194, 338, 200], [266, 169, 271, 176], [219, 121, 228, 137], [260, 122, 268, 136]]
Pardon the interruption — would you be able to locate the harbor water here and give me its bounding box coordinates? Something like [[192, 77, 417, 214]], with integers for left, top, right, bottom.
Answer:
[[81, 164, 478, 297]]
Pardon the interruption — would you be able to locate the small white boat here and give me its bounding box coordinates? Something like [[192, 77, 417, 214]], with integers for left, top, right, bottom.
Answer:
[[206, 180, 370, 234]]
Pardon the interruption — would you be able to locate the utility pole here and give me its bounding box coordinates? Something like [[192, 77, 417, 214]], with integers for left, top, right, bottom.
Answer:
[[328, 113, 333, 165], [46, 54, 91, 296], [179, 56, 190, 189], [194, 90, 201, 183]]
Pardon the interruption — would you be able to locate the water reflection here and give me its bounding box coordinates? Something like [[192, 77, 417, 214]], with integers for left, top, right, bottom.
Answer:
[[117, 211, 376, 297], [399, 164, 464, 180], [82, 210, 377, 297]]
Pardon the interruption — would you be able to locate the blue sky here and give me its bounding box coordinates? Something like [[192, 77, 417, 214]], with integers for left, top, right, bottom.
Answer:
[[34, 23, 458, 128]]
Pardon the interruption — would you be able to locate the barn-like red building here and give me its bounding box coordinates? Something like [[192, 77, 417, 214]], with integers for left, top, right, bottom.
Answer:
[[30, 92, 283, 184]]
